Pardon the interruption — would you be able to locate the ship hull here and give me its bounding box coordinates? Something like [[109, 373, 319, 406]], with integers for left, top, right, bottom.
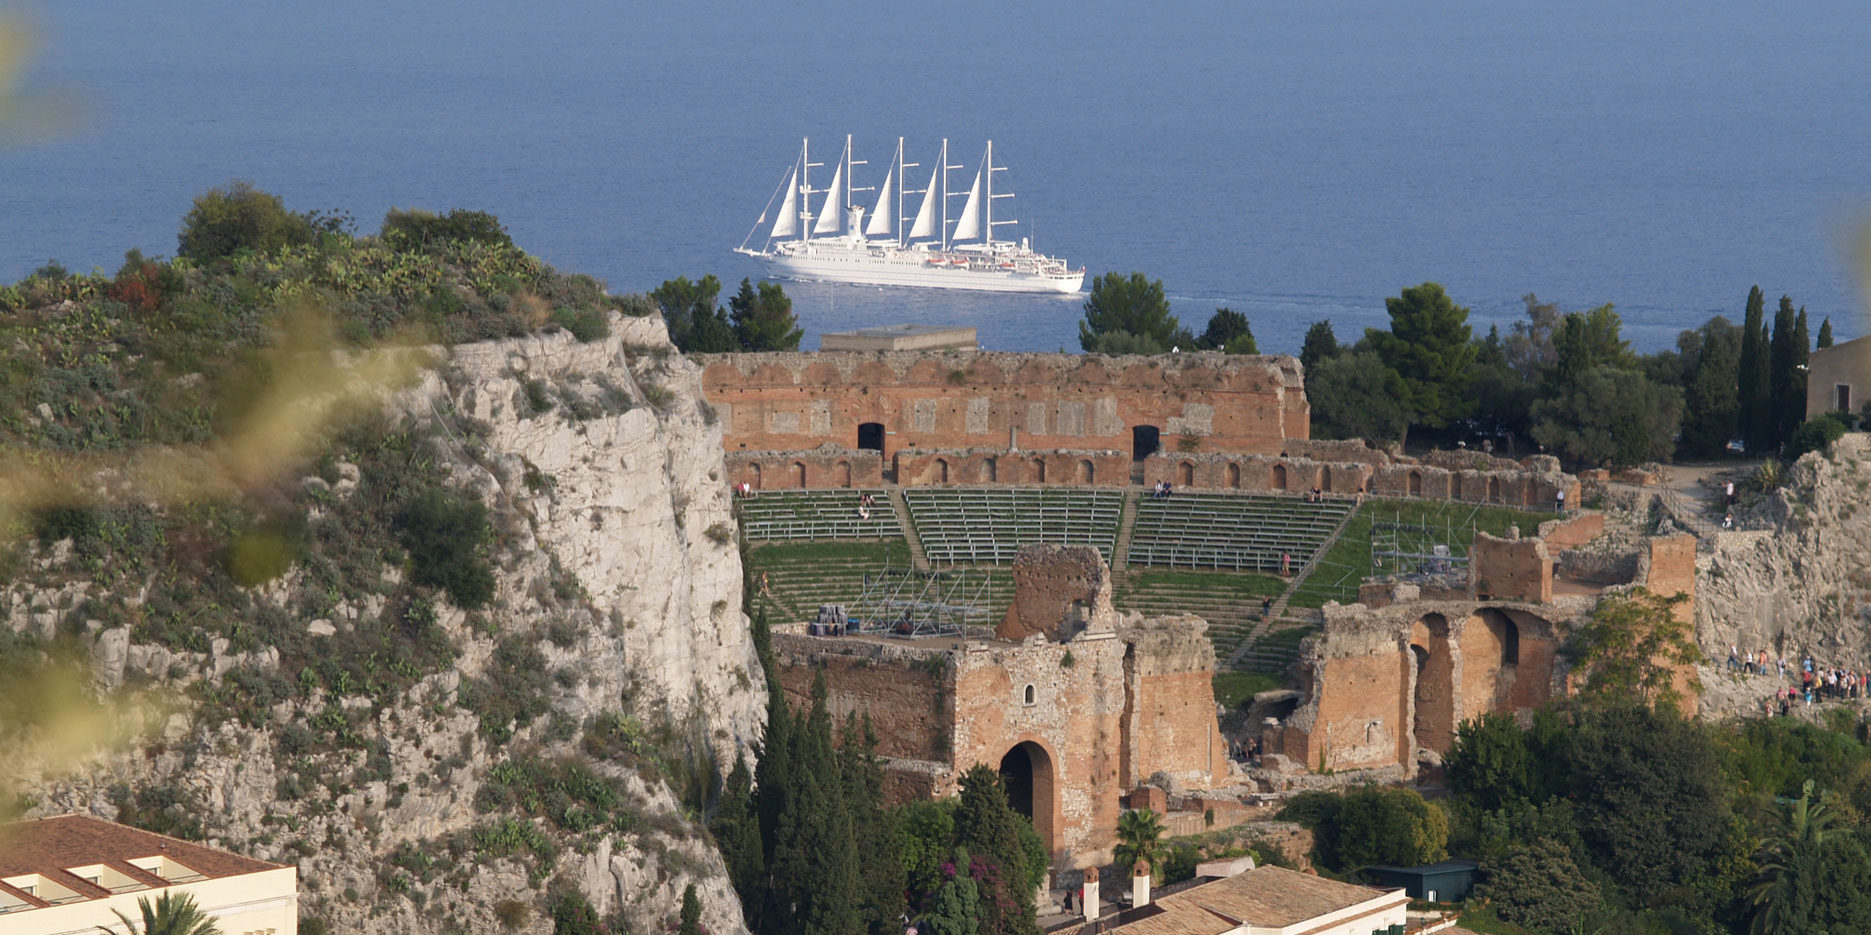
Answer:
[[760, 252, 1084, 294]]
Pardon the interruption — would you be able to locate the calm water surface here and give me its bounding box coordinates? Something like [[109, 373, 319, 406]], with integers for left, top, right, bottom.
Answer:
[[3, 1, 1868, 353]]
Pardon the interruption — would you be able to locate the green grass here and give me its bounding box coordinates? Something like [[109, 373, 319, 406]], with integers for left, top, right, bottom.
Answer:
[[1447, 905, 1532, 934], [747, 540, 912, 565], [1120, 569, 1286, 599], [1212, 672, 1287, 708], [1287, 498, 1556, 608]]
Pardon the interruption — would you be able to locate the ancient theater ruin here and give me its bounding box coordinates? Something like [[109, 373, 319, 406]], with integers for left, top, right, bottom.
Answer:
[[769, 545, 1229, 869]]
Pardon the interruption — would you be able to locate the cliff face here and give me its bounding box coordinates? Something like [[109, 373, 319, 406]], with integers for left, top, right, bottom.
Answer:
[[1697, 434, 1871, 666], [4, 314, 764, 935]]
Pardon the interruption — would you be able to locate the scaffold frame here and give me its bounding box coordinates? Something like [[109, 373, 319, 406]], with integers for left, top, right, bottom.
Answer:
[[848, 565, 992, 638]]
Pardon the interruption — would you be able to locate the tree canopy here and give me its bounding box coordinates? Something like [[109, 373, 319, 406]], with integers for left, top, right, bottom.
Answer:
[[1078, 272, 1187, 353], [177, 180, 318, 262], [729, 278, 803, 352], [1363, 282, 1475, 441], [1197, 308, 1258, 354]]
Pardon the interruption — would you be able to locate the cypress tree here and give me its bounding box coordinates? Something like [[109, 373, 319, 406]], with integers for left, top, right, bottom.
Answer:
[[1769, 295, 1798, 448], [1794, 307, 1811, 426], [842, 713, 907, 935], [797, 674, 863, 935], [679, 884, 703, 935], [1737, 286, 1768, 452], [953, 765, 1039, 935], [1299, 320, 1339, 371], [1680, 318, 1741, 457], [1818, 317, 1834, 348], [711, 754, 764, 922]]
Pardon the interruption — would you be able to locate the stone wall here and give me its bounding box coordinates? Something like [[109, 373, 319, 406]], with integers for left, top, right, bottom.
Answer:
[[698, 350, 1308, 461], [894, 448, 1129, 488], [1139, 449, 1576, 509], [1369, 462, 1578, 509], [1141, 453, 1373, 495], [998, 544, 1118, 642], [770, 632, 951, 762], [726, 446, 884, 490], [1470, 533, 1552, 603], [1119, 618, 1231, 790]]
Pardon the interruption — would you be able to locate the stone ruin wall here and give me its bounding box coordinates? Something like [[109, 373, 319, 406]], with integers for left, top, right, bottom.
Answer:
[[1469, 533, 1553, 603], [1139, 450, 1577, 511], [997, 543, 1117, 642], [1118, 619, 1232, 792], [769, 630, 952, 765], [726, 447, 885, 490], [698, 350, 1308, 463], [892, 447, 1132, 488]]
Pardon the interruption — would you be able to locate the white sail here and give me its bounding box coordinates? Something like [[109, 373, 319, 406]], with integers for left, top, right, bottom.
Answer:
[[770, 167, 799, 239], [865, 167, 893, 236], [813, 163, 844, 234], [950, 168, 983, 241], [907, 164, 939, 239]]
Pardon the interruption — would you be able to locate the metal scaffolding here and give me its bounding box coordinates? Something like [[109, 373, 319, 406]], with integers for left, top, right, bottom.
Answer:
[[1369, 503, 1484, 578], [848, 565, 992, 638]]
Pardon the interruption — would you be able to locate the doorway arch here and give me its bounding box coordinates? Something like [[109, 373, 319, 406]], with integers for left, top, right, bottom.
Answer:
[[1077, 459, 1095, 483], [1030, 458, 1047, 484], [998, 740, 1058, 857], [934, 458, 950, 484], [749, 463, 762, 491], [1487, 476, 1502, 503], [792, 461, 807, 488], [1227, 463, 1241, 489], [835, 460, 852, 488], [982, 457, 997, 483], [1272, 463, 1288, 491], [857, 422, 885, 453], [1407, 470, 1423, 496], [1132, 425, 1160, 462]]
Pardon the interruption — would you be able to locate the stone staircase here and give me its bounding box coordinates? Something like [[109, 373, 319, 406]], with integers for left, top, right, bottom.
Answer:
[[1222, 501, 1363, 673], [887, 486, 931, 572], [1108, 489, 1140, 590]]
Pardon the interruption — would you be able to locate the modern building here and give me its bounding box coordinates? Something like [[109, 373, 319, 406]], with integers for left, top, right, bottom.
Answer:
[[1364, 860, 1479, 903], [1806, 334, 1871, 420], [1088, 864, 1410, 935], [0, 814, 298, 935]]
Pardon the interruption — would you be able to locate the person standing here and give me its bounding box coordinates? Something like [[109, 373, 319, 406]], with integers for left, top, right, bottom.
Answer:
[[1726, 480, 1736, 507]]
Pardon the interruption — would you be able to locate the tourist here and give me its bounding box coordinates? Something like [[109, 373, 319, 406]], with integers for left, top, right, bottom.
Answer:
[[858, 505, 871, 520], [1726, 480, 1736, 506], [1281, 551, 1292, 577], [1722, 512, 1733, 529], [1728, 644, 1741, 671], [1556, 488, 1566, 513], [1164, 482, 1173, 499], [1261, 596, 1273, 620]]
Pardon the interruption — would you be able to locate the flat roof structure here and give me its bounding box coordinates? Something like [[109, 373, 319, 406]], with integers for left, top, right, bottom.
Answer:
[[0, 815, 298, 935], [819, 323, 978, 352]]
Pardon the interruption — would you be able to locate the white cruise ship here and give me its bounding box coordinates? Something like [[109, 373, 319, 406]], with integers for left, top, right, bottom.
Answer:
[[735, 136, 1084, 294]]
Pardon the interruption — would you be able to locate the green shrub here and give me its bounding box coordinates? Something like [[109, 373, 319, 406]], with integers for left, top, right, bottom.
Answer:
[[1786, 413, 1847, 462], [551, 307, 610, 343], [394, 487, 495, 608], [177, 180, 317, 261], [380, 207, 513, 250]]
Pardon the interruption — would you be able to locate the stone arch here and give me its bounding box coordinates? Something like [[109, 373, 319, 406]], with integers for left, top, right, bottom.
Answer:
[[1030, 458, 1047, 484], [1023, 684, 1036, 705], [1487, 475, 1502, 503], [1409, 614, 1455, 756], [1227, 463, 1242, 489], [981, 456, 998, 483], [998, 740, 1059, 858], [1450, 473, 1464, 500], [1320, 466, 1334, 493], [835, 460, 852, 488], [1272, 463, 1289, 491], [748, 462, 763, 491], [934, 458, 950, 484], [857, 422, 885, 452], [1132, 425, 1160, 462], [1408, 470, 1423, 496], [792, 461, 807, 488], [1178, 461, 1194, 486], [1077, 459, 1095, 484]]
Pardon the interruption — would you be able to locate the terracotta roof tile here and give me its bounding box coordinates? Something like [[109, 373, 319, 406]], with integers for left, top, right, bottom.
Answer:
[[0, 814, 281, 889], [1108, 866, 1406, 935]]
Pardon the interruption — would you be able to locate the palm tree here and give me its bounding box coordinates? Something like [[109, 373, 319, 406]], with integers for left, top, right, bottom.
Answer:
[[1113, 808, 1165, 881], [1747, 779, 1836, 935], [96, 891, 222, 935]]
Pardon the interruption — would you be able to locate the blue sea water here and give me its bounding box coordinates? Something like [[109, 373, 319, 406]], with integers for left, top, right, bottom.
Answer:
[[2, 1, 1868, 354]]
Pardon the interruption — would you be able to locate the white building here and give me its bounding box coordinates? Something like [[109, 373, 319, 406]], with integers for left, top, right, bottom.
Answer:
[[0, 814, 298, 935], [1094, 864, 1410, 935]]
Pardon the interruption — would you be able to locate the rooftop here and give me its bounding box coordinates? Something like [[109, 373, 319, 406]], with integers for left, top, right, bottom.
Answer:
[[0, 815, 283, 914], [1107, 866, 1404, 935], [818, 323, 978, 351]]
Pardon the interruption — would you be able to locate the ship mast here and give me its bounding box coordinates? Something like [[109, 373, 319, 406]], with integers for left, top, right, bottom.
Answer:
[[799, 138, 816, 243], [843, 134, 871, 238], [941, 138, 963, 251], [986, 140, 1015, 247]]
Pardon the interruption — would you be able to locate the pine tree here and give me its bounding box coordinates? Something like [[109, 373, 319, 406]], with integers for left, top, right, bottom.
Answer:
[[1680, 318, 1741, 457], [729, 277, 804, 351], [679, 884, 703, 935], [1737, 286, 1769, 452], [1364, 282, 1476, 445], [1299, 320, 1339, 372], [1818, 317, 1834, 348]]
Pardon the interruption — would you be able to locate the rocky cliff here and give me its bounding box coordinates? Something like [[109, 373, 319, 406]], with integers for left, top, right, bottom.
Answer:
[[3, 313, 764, 935], [1696, 433, 1871, 667]]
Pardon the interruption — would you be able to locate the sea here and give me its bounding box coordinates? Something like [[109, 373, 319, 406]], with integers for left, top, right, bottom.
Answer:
[[2, 0, 1868, 355]]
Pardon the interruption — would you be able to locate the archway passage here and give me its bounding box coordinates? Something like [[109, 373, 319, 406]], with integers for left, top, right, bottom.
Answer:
[[1410, 615, 1456, 755], [1272, 463, 1289, 491], [857, 422, 885, 452], [997, 741, 1057, 857], [1132, 425, 1160, 462]]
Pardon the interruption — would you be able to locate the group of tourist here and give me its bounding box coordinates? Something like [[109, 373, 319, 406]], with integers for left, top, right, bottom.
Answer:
[[1151, 481, 1175, 499], [856, 491, 876, 520], [1302, 486, 1325, 502], [1729, 645, 1871, 714]]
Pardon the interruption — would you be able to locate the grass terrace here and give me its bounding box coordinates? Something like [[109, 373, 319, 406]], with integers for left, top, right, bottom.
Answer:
[[1127, 492, 1355, 573], [737, 489, 902, 542], [1287, 498, 1559, 609], [904, 487, 1123, 565], [1113, 569, 1286, 666]]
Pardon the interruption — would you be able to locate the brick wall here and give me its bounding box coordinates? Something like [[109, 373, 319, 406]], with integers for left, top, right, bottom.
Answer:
[[699, 351, 1307, 460], [727, 448, 885, 490], [895, 448, 1130, 488], [1469, 533, 1553, 603]]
